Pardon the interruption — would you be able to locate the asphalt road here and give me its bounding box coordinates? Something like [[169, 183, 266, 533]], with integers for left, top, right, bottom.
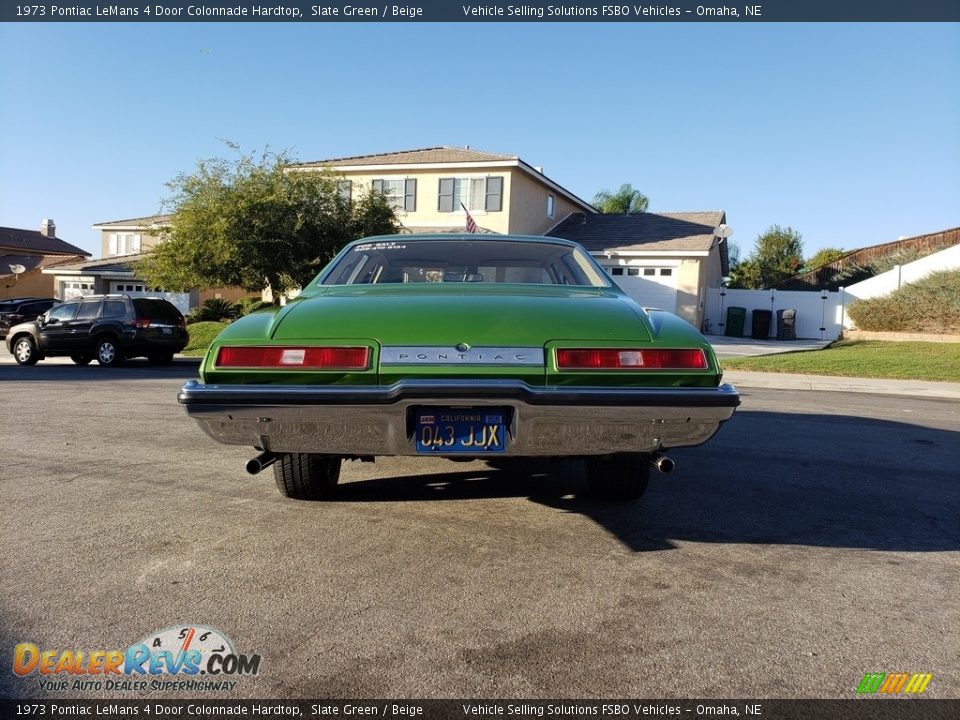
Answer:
[[1, 360, 958, 700]]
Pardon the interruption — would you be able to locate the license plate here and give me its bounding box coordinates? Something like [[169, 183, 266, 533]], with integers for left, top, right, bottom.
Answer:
[[414, 408, 507, 454], [160, 327, 172, 335]]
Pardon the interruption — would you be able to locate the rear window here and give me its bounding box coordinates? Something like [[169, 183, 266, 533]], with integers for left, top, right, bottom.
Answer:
[[320, 239, 609, 288], [133, 298, 183, 323]]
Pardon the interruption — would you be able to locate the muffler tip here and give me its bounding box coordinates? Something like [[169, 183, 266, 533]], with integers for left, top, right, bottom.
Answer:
[[650, 453, 675, 474]]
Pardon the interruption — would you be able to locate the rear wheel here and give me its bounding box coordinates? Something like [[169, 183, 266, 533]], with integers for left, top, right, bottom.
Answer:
[[12, 336, 39, 366], [70, 354, 93, 365], [586, 454, 651, 501], [148, 352, 174, 366], [273, 453, 342, 500], [95, 337, 123, 367]]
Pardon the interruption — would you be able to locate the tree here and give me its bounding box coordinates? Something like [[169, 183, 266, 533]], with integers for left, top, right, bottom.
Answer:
[[804, 247, 845, 270], [592, 183, 649, 214], [729, 225, 804, 289], [136, 148, 400, 295]]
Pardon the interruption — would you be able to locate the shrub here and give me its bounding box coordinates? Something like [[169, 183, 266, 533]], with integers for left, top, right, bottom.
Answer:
[[197, 297, 238, 322], [235, 296, 275, 316], [848, 270, 960, 332]]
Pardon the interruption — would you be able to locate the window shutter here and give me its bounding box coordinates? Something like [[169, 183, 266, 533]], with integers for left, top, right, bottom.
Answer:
[[372, 179, 384, 194], [132, 234, 142, 253], [108, 233, 118, 255], [438, 178, 454, 212], [404, 179, 417, 212], [485, 176, 503, 212]]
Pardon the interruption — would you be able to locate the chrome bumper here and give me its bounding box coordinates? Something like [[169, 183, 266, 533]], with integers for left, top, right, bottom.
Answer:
[[178, 379, 740, 457]]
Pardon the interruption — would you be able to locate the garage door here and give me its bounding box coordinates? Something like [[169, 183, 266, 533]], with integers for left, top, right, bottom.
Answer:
[[604, 265, 678, 313]]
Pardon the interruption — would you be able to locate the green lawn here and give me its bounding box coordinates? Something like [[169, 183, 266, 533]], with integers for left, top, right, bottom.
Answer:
[[722, 340, 960, 382], [182, 321, 229, 357]]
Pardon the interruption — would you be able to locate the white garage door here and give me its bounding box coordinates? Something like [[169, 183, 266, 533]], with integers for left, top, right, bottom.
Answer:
[[604, 265, 679, 313]]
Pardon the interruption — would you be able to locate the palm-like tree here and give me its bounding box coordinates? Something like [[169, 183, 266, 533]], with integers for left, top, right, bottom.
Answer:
[[592, 183, 649, 214]]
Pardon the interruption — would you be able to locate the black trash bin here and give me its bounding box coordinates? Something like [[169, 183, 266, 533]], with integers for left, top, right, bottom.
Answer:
[[777, 309, 797, 341], [724, 307, 746, 337], [751, 309, 772, 339]]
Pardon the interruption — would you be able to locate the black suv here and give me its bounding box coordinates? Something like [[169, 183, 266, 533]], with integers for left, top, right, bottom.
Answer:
[[6, 294, 189, 367], [0, 297, 60, 340]]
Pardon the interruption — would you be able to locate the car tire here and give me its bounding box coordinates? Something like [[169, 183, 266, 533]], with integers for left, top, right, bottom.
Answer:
[[273, 453, 342, 500], [12, 336, 39, 366], [148, 353, 174, 366], [70, 354, 93, 365], [586, 454, 651, 501], [95, 337, 123, 367]]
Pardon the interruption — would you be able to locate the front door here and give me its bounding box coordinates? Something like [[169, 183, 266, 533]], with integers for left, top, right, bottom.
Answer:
[[37, 302, 80, 352]]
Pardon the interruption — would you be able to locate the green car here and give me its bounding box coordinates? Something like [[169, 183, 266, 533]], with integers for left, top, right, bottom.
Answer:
[[179, 235, 739, 501]]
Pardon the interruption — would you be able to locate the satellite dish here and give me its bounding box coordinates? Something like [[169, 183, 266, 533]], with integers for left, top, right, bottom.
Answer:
[[714, 224, 733, 239], [9, 264, 26, 275]]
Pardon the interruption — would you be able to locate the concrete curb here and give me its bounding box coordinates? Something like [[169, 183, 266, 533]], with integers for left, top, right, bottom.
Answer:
[[724, 370, 960, 400]]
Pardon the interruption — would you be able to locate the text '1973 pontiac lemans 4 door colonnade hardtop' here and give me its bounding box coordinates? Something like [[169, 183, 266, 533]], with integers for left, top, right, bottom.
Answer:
[[179, 235, 739, 501]]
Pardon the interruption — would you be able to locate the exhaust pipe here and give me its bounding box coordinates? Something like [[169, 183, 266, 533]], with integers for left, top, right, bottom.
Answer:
[[649, 452, 675, 474], [246, 451, 279, 475]]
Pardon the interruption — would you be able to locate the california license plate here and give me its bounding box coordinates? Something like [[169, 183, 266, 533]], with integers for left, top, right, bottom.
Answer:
[[414, 408, 507, 453]]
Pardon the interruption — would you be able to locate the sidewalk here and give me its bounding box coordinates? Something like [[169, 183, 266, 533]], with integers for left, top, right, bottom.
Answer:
[[724, 370, 960, 400]]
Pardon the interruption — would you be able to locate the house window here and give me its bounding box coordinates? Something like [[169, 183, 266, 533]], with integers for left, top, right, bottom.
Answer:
[[643, 268, 656, 276], [372, 178, 416, 212], [660, 269, 673, 276], [609, 267, 624, 276], [546, 194, 555, 218], [628, 268, 640, 276], [108, 233, 142, 256], [337, 180, 352, 203], [438, 176, 503, 212]]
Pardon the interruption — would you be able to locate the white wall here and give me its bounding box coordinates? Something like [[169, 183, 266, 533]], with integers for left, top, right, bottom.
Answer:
[[705, 288, 843, 340], [841, 244, 960, 329]]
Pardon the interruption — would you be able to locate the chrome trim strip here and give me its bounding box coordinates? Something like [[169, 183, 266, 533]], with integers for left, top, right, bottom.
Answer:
[[380, 346, 544, 366]]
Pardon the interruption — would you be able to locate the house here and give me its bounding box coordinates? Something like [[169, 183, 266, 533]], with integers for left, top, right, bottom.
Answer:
[[547, 212, 731, 329], [288, 146, 597, 235], [0, 219, 91, 300], [43, 214, 248, 312]]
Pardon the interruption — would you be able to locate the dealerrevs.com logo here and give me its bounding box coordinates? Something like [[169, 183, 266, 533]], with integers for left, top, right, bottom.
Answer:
[[12, 625, 261, 693], [856, 672, 933, 695]]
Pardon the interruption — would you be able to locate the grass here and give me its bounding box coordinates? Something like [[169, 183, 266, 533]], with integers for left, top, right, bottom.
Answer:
[[722, 340, 960, 383], [182, 321, 229, 357]]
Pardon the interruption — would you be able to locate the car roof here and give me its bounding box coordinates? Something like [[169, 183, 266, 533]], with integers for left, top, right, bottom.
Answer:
[[344, 233, 582, 250]]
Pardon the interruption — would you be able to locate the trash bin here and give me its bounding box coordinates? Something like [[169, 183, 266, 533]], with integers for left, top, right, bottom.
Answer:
[[776, 309, 797, 341], [751, 309, 772, 339], [724, 307, 746, 337]]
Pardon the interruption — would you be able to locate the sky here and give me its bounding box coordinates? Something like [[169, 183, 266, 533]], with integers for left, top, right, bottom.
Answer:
[[1, 22, 958, 260]]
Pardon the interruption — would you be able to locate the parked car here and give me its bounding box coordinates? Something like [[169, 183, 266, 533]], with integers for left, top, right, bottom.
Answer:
[[0, 297, 59, 340], [179, 235, 739, 501], [6, 294, 188, 367]]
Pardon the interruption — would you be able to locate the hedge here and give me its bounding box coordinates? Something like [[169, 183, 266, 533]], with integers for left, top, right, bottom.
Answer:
[[847, 270, 960, 332]]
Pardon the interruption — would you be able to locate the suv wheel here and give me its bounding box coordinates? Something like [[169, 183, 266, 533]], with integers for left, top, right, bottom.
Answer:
[[273, 453, 341, 500], [95, 337, 123, 367], [12, 336, 39, 366], [586, 454, 651, 501], [70, 354, 93, 365]]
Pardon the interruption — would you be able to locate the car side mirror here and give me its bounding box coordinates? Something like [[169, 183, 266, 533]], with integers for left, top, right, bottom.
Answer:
[[44, 317, 58, 325]]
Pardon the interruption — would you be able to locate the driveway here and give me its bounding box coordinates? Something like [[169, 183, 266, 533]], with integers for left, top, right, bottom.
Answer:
[[0, 364, 957, 699], [706, 335, 831, 359]]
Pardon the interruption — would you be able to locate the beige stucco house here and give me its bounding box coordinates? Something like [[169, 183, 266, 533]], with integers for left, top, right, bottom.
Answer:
[[288, 146, 596, 235], [1, 219, 90, 301], [548, 212, 731, 330]]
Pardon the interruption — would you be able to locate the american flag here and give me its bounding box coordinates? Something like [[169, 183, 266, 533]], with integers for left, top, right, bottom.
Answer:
[[461, 202, 478, 233]]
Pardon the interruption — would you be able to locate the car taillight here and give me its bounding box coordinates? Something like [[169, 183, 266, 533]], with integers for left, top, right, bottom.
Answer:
[[555, 348, 708, 370], [133, 318, 151, 329], [216, 346, 370, 369]]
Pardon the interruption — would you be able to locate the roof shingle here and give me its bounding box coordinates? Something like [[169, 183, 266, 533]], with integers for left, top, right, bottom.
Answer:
[[547, 211, 725, 253], [0, 226, 91, 257], [291, 146, 517, 168]]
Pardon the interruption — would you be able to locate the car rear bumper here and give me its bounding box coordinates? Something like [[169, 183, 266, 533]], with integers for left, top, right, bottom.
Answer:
[[178, 379, 740, 457]]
